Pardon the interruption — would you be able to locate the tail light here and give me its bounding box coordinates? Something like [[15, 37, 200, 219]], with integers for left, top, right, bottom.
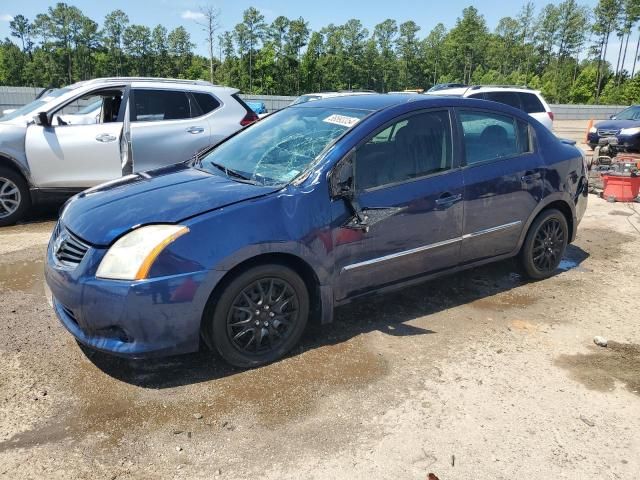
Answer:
[[240, 110, 259, 126], [547, 111, 555, 121]]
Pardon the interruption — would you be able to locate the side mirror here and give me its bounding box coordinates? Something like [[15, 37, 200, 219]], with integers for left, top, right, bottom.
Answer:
[[330, 152, 355, 199], [610, 115, 616, 120], [34, 111, 51, 127]]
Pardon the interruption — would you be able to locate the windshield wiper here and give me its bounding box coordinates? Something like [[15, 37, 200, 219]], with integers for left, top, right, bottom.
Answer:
[[209, 162, 260, 184]]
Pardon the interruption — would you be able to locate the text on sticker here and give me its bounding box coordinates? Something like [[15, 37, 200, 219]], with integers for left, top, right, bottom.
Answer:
[[323, 114, 360, 128]]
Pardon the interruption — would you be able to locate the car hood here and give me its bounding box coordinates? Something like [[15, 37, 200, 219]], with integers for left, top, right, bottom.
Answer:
[[60, 164, 281, 246], [594, 119, 640, 130]]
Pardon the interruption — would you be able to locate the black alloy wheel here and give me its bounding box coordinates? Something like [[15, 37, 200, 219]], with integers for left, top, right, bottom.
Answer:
[[204, 264, 309, 368], [520, 209, 568, 280]]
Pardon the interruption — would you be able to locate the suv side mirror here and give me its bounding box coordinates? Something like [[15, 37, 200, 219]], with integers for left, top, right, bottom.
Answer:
[[34, 111, 51, 127], [610, 115, 616, 120], [330, 151, 355, 199]]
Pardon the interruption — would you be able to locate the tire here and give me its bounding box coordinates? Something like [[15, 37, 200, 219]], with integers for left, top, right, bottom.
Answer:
[[519, 209, 568, 280], [203, 264, 310, 368], [0, 166, 30, 227]]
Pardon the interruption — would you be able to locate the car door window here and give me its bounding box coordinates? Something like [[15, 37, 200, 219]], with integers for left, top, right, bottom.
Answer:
[[520, 93, 545, 113], [355, 111, 453, 191], [484, 91, 521, 110], [132, 90, 191, 122], [190, 92, 221, 117], [459, 110, 530, 165], [52, 90, 123, 126]]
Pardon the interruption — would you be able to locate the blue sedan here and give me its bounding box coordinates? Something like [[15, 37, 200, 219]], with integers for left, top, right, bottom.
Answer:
[[45, 95, 588, 368]]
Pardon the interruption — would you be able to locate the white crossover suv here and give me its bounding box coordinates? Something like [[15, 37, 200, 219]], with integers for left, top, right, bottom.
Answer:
[[0, 77, 258, 226], [426, 85, 554, 131]]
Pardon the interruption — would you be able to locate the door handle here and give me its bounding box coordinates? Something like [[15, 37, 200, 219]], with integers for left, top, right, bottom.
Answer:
[[95, 133, 117, 143], [435, 193, 462, 207], [186, 126, 205, 134], [521, 171, 542, 182]]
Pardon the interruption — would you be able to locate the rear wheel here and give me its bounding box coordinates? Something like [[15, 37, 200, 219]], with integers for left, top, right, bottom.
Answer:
[[203, 264, 309, 368], [0, 167, 30, 227], [519, 209, 568, 280]]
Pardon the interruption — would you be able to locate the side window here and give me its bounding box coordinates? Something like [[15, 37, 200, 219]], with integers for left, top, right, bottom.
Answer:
[[459, 110, 529, 165], [484, 91, 521, 110], [132, 90, 191, 122], [356, 111, 452, 190], [191, 92, 221, 116], [520, 93, 545, 113], [467, 93, 485, 100], [53, 90, 123, 126]]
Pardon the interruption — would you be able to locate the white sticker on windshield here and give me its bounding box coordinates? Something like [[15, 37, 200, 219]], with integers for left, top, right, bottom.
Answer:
[[323, 114, 360, 128]]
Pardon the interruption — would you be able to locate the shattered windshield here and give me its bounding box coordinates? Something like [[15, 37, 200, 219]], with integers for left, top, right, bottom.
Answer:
[[199, 106, 369, 185]]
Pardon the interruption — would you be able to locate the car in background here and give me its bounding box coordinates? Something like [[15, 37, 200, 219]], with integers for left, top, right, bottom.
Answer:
[[0, 77, 259, 226], [427, 83, 467, 92], [426, 85, 554, 131], [45, 94, 587, 368], [290, 90, 376, 105], [245, 100, 268, 115], [586, 105, 640, 151]]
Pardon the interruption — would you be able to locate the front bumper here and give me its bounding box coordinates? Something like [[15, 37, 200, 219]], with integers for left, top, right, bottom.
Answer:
[[45, 237, 223, 359], [587, 132, 640, 152]]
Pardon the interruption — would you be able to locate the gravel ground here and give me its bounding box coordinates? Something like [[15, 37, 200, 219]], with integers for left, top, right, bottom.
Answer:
[[1, 127, 639, 478]]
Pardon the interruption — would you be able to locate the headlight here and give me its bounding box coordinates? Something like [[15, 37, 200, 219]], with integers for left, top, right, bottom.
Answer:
[[589, 126, 597, 134], [96, 224, 189, 280], [619, 127, 640, 136]]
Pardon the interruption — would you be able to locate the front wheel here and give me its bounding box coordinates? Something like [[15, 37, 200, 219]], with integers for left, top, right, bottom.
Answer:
[[519, 209, 568, 280], [0, 167, 30, 227], [203, 264, 309, 368]]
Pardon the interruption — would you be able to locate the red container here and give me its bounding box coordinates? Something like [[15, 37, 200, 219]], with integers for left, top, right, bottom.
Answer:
[[602, 174, 640, 202]]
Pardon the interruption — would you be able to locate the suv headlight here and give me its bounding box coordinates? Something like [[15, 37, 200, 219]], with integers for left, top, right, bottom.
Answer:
[[96, 224, 189, 280], [589, 126, 597, 134], [619, 127, 640, 136]]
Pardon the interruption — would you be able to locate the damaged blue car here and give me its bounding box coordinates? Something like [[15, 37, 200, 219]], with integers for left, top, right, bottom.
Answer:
[[45, 94, 588, 368]]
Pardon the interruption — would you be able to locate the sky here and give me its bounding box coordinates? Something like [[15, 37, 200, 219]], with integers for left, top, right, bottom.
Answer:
[[0, 0, 632, 71]]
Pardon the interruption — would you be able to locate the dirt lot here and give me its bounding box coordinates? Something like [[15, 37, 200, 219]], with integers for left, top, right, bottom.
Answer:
[[1, 127, 640, 479]]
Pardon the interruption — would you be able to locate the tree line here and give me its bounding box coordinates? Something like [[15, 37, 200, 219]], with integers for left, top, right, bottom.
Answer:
[[1, 1, 640, 105]]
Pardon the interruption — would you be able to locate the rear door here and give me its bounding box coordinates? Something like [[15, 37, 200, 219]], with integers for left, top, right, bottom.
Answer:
[[25, 87, 126, 188], [128, 88, 212, 172], [457, 108, 543, 263]]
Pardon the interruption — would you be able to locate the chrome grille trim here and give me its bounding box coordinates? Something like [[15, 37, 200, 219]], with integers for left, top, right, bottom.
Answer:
[[53, 224, 90, 269], [597, 129, 619, 136]]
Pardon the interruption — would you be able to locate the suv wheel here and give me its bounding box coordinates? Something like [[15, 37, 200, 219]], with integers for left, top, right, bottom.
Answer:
[[519, 209, 568, 280], [0, 167, 30, 227], [203, 264, 309, 368]]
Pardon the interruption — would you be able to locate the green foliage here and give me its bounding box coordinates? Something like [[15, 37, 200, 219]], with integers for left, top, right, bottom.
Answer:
[[2, 2, 640, 104]]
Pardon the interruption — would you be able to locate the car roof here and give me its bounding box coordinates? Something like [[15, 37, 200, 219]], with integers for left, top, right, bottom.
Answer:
[[290, 93, 535, 121]]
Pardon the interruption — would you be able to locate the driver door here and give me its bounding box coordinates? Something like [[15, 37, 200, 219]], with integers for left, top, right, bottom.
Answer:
[[25, 87, 127, 188], [331, 109, 464, 300]]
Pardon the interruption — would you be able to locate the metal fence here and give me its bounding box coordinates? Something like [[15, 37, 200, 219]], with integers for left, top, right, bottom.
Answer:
[[0, 85, 630, 120]]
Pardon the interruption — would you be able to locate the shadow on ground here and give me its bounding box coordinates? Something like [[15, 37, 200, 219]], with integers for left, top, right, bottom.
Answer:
[[84, 244, 589, 389]]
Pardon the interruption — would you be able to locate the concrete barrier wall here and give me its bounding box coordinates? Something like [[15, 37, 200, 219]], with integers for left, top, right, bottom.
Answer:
[[549, 104, 628, 121], [0, 86, 630, 120]]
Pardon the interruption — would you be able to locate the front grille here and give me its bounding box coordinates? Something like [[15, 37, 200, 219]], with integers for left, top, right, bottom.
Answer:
[[597, 128, 620, 136], [53, 223, 90, 268]]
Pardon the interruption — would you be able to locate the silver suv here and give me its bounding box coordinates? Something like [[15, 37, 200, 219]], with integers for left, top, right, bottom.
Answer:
[[0, 77, 258, 226]]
